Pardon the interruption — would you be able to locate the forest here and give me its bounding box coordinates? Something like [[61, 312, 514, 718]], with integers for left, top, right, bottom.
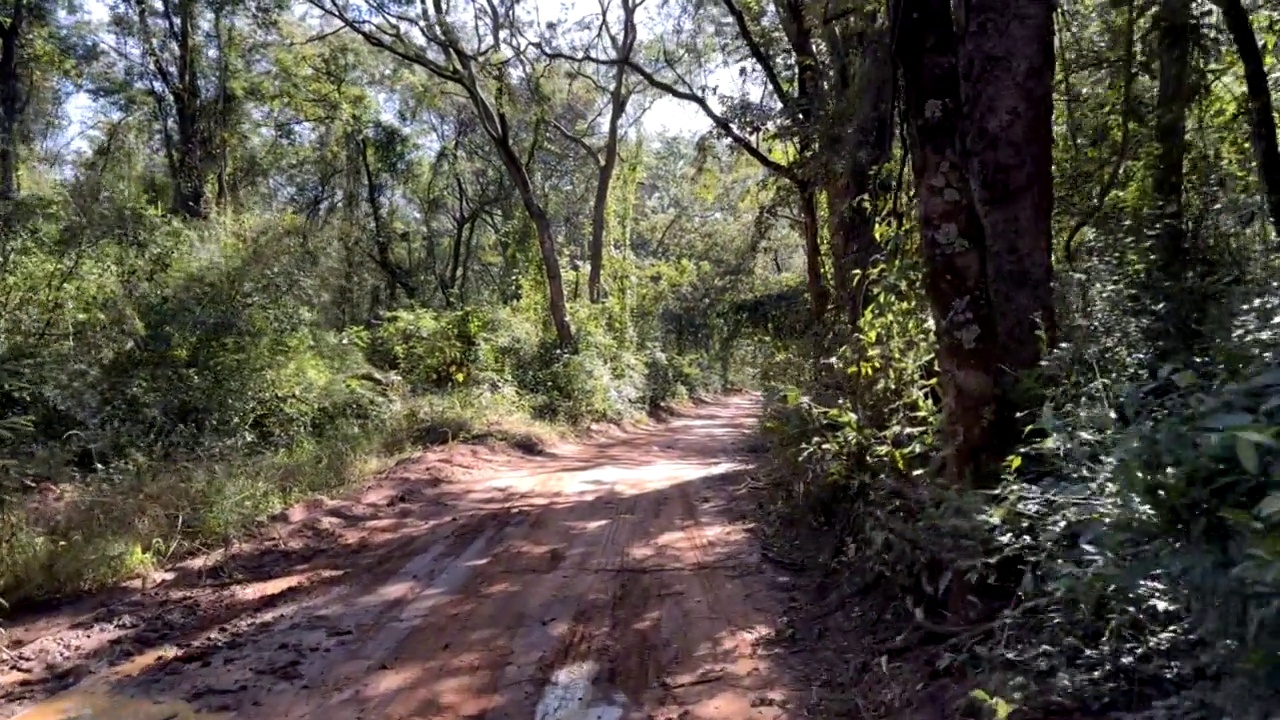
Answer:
[[1, 0, 1279, 717]]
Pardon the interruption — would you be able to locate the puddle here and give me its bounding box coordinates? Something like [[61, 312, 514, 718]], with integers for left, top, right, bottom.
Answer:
[[534, 661, 631, 720], [7, 647, 228, 720], [9, 692, 230, 720]]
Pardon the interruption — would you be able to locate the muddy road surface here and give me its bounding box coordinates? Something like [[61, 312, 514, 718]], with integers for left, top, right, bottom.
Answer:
[[1, 394, 798, 720]]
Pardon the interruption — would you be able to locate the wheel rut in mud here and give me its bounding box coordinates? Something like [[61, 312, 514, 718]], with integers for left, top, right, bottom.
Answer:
[[1, 394, 797, 720]]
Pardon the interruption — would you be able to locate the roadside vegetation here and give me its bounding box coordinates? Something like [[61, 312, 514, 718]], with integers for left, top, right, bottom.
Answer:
[[3, 0, 1280, 717]]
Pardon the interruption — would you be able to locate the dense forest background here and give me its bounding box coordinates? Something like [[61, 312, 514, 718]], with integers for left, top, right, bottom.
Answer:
[[2, 0, 1280, 717]]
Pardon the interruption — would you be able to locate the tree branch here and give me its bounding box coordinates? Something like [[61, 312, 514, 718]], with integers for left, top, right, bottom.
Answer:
[[716, 0, 791, 108], [537, 43, 795, 180]]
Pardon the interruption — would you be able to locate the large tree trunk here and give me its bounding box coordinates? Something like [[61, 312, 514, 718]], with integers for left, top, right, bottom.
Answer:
[[0, 0, 24, 202], [1150, 0, 1195, 357], [898, 0, 1000, 488], [824, 17, 895, 329], [1215, 0, 1280, 244], [958, 0, 1058, 422], [896, 0, 1056, 488]]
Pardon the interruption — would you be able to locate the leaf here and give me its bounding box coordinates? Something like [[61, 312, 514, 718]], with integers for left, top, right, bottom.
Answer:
[[1245, 369, 1280, 388], [1236, 434, 1261, 475], [1256, 494, 1280, 519], [1202, 412, 1256, 429], [1234, 429, 1278, 447], [969, 689, 1018, 720]]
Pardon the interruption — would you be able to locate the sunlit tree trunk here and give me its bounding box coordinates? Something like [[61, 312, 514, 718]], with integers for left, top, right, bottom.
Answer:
[[1214, 0, 1280, 244], [0, 0, 24, 201]]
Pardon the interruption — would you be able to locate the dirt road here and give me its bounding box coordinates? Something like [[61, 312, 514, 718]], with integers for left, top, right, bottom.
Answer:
[[1, 394, 797, 720]]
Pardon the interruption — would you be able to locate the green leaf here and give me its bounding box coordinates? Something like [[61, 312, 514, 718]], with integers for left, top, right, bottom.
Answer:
[[1202, 412, 1255, 429], [1234, 429, 1278, 447], [1256, 494, 1280, 519], [1236, 434, 1261, 475]]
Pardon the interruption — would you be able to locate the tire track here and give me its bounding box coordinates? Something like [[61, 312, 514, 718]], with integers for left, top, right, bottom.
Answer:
[[2, 394, 797, 720]]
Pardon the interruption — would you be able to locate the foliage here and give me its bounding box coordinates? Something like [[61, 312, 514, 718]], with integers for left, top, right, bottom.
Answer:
[[0, 58, 791, 606], [8, 2, 1280, 719]]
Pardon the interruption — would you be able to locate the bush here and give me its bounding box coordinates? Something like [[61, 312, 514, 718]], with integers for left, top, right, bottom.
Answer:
[[367, 308, 493, 391], [519, 337, 617, 424], [0, 197, 769, 609]]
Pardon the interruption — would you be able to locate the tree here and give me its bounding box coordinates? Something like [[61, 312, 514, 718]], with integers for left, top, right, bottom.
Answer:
[[1213, 0, 1280, 243], [310, 0, 576, 346], [0, 0, 26, 200], [1149, 0, 1195, 350], [895, 0, 1056, 487], [107, 0, 241, 218], [543, 0, 644, 304]]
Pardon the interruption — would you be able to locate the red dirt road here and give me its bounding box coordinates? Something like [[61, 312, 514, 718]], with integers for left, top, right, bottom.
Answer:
[[0, 395, 797, 720]]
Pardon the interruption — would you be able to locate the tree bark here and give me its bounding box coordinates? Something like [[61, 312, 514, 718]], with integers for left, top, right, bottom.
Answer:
[[172, 0, 207, 218], [1150, 0, 1195, 357], [528, 202, 575, 347], [1215, 0, 1280, 244], [824, 16, 894, 329], [798, 181, 830, 325], [897, 0, 1000, 488], [0, 0, 24, 201], [958, 0, 1058, 415], [587, 0, 639, 304], [895, 0, 1057, 488]]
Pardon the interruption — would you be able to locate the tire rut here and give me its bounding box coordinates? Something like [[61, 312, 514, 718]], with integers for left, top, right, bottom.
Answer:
[[2, 394, 797, 720]]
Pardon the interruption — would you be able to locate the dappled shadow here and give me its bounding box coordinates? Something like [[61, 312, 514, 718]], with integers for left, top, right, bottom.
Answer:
[[1, 395, 799, 720]]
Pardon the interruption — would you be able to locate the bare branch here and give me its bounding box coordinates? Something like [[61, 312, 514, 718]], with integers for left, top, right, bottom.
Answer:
[[547, 118, 603, 165], [716, 0, 791, 107], [537, 43, 795, 180]]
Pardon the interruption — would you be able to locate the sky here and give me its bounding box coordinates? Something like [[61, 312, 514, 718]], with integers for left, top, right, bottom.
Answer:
[[63, 0, 716, 152]]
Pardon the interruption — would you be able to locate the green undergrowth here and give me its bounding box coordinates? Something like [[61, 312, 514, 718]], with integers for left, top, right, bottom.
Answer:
[[0, 388, 562, 609], [757, 254, 1280, 720], [0, 209, 759, 612]]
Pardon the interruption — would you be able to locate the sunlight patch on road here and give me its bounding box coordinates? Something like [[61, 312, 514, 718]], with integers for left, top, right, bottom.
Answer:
[[551, 460, 748, 495], [533, 660, 629, 720]]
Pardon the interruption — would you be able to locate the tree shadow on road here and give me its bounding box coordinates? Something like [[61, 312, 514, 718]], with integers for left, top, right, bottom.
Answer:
[[1, 407, 800, 720]]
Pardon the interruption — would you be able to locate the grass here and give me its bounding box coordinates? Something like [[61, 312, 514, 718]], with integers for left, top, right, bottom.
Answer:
[[0, 388, 564, 611]]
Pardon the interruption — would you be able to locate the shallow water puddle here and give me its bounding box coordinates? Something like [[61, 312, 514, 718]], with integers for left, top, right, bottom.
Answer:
[[7, 645, 229, 720], [9, 691, 230, 720]]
